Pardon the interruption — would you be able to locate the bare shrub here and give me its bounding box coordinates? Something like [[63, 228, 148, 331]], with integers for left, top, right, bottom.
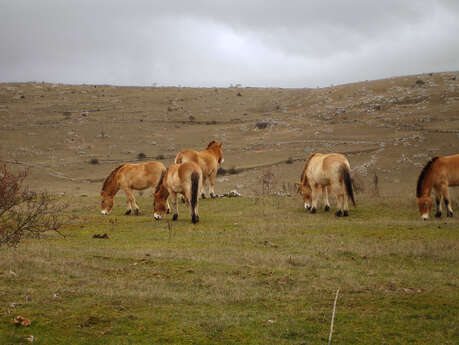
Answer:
[[373, 173, 380, 196], [156, 154, 165, 160], [259, 168, 277, 195], [137, 152, 146, 160], [89, 158, 99, 164], [351, 170, 366, 194], [0, 165, 67, 247]]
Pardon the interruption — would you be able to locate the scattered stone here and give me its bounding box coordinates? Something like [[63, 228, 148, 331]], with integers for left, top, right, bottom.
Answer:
[[93, 233, 109, 239]]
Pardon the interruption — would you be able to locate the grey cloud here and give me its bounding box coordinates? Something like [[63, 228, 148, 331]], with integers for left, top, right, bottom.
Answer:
[[0, 0, 458, 87]]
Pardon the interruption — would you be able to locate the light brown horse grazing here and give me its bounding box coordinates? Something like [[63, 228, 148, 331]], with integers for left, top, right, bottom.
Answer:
[[297, 153, 355, 216], [153, 161, 202, 224], [416, 154, 459, 220], [101, 161, 166, 215], [174, 141, 223, 198]]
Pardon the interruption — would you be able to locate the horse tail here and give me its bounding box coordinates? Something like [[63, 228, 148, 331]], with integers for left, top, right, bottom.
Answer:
[[190, 171, 200, 211], [342, 166, 356, 206]]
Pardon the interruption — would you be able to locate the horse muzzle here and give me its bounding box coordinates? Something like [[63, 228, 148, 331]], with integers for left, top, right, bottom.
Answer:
[[101, 210, 109, 215], [153, 213, 162, 220], [421, 213, 429, 220]]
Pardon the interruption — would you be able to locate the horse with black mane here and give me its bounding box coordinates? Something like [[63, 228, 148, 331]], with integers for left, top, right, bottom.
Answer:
[[175, 141, 223, 199], [416, 154, 459, 219], [154, 161, 202, 224], [101, 161, 166, 215], [297, 153, 355, 217]]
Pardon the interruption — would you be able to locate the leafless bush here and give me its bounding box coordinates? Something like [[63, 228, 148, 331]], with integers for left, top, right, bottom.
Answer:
[[0, 165, 67, 247], [351, 170, 366, 194], [373, 173, 380, 196], [259, 168, 277, 195]]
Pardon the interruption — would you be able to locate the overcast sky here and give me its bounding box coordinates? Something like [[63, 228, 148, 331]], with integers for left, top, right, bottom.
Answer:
[[1, 0, 458, 88]]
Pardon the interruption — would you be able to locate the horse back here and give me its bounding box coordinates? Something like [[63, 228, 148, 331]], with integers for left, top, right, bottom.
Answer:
[[165, 162, 202, 193], [119, 161, 165, 190], [437, 154, 459, 186], [308, 153, 350, 184]]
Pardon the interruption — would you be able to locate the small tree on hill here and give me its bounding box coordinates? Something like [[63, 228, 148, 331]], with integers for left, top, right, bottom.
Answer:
[[0, 165, 67, 247]]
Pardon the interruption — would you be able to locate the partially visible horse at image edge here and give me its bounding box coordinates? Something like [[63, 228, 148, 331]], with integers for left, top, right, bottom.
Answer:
[[101, 161, 166, 215], [297, 153, 355, 217], [416, 154, 459, 219]]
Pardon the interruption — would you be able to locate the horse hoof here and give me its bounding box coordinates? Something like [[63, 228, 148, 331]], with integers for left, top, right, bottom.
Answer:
[[447, 211, 453, 217], [343, 210, 349, 217], [201, 193, 207, 199], [324, 205, 330, 212], [167, 208, 171, 214], [310, 207, 316, 214], [210, 193, 216, 199], [172, 213, 178, 221], [124, 209, 132, 215], [335, 210, 343, 217], [134, 209, 139, 216], [435, 211, 442, 218], [192, 215, 199, 224]]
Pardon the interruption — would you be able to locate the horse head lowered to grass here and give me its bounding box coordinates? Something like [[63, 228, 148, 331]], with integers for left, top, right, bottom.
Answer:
[[101, 161, 166, 215], [297, 153, 355, 217], [416, 154, 459, 219], [154, 161, 203, 224]]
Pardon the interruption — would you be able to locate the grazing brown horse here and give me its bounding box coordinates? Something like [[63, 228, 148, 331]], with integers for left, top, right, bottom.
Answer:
[[416, 154, 459, 220], [101, 161, 166, 215], [175, 141, 223, 198], [154, 161, 202, 224], [297, 153, 355, 216]]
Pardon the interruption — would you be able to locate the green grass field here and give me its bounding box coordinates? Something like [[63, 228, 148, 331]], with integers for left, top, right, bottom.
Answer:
[[1, 195, 458, 344]]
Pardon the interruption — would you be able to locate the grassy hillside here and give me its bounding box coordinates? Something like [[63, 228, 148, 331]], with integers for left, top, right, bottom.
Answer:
[[1, 72, 458, 197]]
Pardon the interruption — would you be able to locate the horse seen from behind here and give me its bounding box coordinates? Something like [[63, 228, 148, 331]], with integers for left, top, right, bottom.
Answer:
[[297, 153, 355, 217], [416, 154, 459, 219], [174, 141, 223, 199], [154, 161, 202, 224], [101, 161, 166, 215]]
